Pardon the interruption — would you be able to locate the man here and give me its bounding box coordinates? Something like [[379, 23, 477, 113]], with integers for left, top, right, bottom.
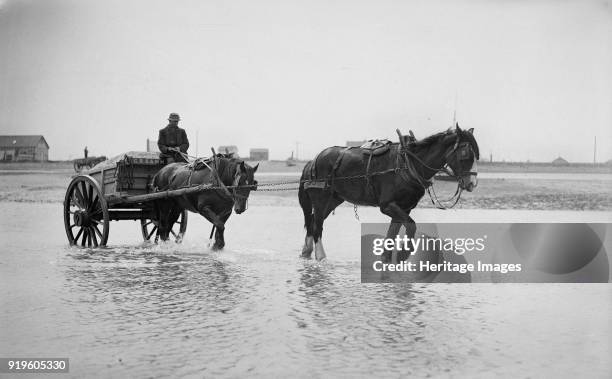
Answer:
[[158, 113, 190, 163]]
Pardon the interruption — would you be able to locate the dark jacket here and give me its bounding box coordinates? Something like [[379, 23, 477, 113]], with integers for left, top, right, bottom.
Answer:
[[158, 125, 189, 154]]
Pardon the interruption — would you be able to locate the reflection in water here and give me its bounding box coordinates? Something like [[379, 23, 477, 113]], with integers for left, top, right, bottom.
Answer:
[[61, 244, 254, 376], [1, 238, 607, 378]]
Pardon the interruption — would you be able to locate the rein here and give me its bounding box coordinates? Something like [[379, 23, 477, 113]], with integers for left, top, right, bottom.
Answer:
[[398, 145, 465, 210]]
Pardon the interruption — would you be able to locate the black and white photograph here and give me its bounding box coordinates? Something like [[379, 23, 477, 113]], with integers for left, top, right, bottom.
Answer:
[[0, 0, 611, 377]]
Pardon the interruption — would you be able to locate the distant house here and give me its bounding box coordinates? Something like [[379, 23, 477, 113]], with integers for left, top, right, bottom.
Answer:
[[218, 145, 239, 156], [552, 156, 569, 166], [146, 138, 160, 153], [346, 140, 367, 147], [249, 148, 269, 161], [0, 135, 49, 162]]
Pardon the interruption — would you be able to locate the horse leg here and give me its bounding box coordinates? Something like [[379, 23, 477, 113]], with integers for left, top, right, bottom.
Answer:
[[312, 193, 343, 261], [299, 184, 314, 258], [156, 200, 173, 241], [399, 215, 417, 262], [167, 205, 183, 242], [380, 202, 415, 262], [383, 220, 403, 263], [213, 210, 232, 250], [197, 205, 226, 250]]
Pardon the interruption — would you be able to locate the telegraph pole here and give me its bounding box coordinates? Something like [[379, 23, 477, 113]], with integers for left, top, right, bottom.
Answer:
[[593, 136, 596, 164]]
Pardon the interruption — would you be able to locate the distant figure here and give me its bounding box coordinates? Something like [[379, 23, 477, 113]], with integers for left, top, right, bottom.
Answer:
[[84, 146, 88, 158], [158, 113, 190, 163]]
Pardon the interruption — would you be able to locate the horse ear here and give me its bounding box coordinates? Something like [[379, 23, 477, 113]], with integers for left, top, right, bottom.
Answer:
[[467, 128, 474, 134], [240, 161, 246, 171], [253, 163, 259, 172], [455, 122, 462, 133]]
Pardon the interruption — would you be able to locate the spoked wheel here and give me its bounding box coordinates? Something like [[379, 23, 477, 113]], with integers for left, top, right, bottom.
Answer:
[[63, 175, 109, 247], [141, 210, 188, 243]]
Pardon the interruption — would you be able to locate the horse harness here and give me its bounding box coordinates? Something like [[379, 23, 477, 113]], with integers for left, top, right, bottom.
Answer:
[[305, 134, 477, 210], [307, 140, 393, 201], [180, 156, 248, 204]]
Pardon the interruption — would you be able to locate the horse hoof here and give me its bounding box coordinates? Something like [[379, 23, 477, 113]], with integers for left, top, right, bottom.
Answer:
[[314, 240, 326, 261], [301, 246, 313, 259], [211, 243, 224, 251], [397, 250, 409, 262]]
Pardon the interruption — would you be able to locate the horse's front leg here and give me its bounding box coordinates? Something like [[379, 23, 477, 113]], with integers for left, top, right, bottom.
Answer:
[[380, 202, 415, 263], [213, 211, 232, 250], [198, 205, 226, 250]]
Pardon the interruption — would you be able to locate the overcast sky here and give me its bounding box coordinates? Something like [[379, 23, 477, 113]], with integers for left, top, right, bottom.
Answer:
[[0, 0, 611, 162]]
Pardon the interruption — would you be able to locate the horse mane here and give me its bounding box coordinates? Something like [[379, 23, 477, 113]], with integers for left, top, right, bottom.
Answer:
[[461, 130, 480, 159], [216, 155, 240, 182], [410, 129, 480, 160], [412, 131, 451, 148]]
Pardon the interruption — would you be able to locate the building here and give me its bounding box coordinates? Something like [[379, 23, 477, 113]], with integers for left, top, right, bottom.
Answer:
[[249, 148, 269, 161], [346, 140, 367, 147], [0, 135, 49, 162], [218, 145, 239, 156], [146, 138, 160, 153], [552, 157, 569, 166]]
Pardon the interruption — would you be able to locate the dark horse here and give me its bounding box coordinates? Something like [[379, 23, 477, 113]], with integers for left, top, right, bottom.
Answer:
[[153, 154, 258, 250], [299, 125, 479, 260]]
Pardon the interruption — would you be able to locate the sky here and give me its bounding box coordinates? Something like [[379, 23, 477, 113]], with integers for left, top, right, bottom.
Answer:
[[0, 0, 611, 162]]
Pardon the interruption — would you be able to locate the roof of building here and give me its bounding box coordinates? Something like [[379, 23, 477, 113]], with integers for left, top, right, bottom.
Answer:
[[0, 135, 49, 149], [218, 145, 238, 152], [250, 148, 269, 152], [552, 156, 569, 164]]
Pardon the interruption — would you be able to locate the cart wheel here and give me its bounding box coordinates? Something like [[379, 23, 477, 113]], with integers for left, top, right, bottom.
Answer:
[[64, 175, 109, 247], [141, 210, 188, 243]]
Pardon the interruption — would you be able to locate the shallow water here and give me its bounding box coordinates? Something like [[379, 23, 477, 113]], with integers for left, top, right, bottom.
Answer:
[[1, 203, 611, 378]]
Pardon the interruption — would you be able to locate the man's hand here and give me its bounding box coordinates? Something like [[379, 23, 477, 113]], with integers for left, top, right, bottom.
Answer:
[[168, 147, 178, 152]]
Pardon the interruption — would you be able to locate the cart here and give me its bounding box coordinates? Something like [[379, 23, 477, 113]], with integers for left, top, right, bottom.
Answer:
[[63, 152, 190, 247]]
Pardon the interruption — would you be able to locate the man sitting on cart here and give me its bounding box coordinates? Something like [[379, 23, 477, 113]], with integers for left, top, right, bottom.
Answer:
[[158, 113, 190, 164]]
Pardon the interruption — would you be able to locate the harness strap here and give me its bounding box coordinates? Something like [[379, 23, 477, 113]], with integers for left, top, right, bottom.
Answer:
[[329, 147, 350, 191], [365, 152, 375, 199]]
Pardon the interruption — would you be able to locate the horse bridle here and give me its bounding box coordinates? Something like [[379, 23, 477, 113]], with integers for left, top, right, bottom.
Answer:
[[401, 135, 477, 184], [397, 135, 477, 209], [444, 140, 478, 178], [230, 166, 257, 205]]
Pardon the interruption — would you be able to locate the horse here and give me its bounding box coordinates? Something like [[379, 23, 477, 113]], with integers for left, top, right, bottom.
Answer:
[[299, 124, 479, 261], [152, 154, 258, 250]]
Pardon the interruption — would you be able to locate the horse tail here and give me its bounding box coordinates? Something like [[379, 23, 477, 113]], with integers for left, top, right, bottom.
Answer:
[[299, 162, 313, 234]]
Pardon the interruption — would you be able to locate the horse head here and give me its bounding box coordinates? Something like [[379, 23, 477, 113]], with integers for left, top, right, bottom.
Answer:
[[444, 124, 480, 192], [229, 159, 258, 214]]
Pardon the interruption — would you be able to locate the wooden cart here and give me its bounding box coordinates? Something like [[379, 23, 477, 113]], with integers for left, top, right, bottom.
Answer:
[[63, 152, 189, 247]]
